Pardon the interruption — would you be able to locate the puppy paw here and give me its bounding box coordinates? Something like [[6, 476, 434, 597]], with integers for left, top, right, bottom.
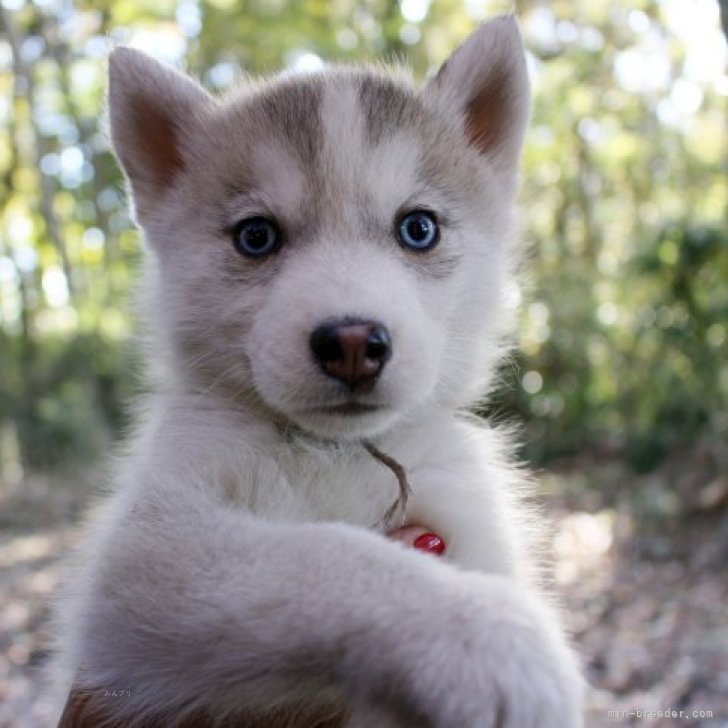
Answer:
[[394, 576, 584, 727]]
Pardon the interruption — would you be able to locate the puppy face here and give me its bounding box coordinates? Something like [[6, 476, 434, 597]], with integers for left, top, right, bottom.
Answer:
[[109, 17, 529, 440]]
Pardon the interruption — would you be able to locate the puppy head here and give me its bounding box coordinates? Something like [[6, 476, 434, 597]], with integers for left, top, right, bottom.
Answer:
[[108, 16, 529, 440]]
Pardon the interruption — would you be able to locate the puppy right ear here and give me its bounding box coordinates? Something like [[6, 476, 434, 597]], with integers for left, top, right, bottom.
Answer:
[[108, 47, 213, 222]]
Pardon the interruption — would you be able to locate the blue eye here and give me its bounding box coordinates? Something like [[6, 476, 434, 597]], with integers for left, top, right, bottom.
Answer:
[[397, 210, 439, 251], [233, 217, 280, 258]]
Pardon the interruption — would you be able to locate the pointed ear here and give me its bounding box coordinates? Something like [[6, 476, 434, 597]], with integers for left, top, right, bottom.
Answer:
[[423, 16, 530, 176], [108, 47, 213, 221]]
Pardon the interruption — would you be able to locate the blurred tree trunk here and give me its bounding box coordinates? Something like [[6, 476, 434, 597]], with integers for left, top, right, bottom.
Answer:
[[1, 5, 76, 300]]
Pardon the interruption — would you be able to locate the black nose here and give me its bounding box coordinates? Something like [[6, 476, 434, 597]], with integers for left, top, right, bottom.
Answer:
[[309, 319, 392, 388]]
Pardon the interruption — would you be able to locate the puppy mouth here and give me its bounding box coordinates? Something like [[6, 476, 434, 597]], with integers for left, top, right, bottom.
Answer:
[[308, 401, 383, 416], [286, 398, 399, 440]]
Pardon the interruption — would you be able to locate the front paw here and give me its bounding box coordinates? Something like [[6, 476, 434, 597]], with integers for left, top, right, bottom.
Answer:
[[397, 577, 584, 727], [476, 603, 584, 728]]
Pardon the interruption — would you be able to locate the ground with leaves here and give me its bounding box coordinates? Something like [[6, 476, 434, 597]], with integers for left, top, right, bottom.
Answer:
[[0, 455, 726, 727]]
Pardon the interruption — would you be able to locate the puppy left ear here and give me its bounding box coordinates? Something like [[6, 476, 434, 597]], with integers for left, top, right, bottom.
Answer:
[[423, 15, 530, 176]]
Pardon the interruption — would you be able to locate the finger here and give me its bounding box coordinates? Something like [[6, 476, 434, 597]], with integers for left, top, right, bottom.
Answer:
[[388, 526, 446, 556]]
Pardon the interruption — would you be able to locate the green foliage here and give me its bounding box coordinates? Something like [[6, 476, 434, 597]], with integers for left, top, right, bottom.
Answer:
[[496, 221, 727, 471], [3, 332, 139, 468], [0, 0, 725, 474]]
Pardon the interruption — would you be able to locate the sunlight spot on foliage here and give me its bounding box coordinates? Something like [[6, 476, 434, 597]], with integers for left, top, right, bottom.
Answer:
[[522, 370, 543, 395], [539, 161, 561, 184], [550, 393, 564, 416], [661, 0, 727, 85], [0, 272, 21, 328], [84, 35, 110, 59], [126, 26, 187, 64], [628, 10, 651, 34], [0, 44, 10, 74], [13, 247, 36, 273], [40, 152, 59, 176], [400, 0, 430, 24], [353, 9, 380, 45], [287, 52, 325, 74], [526, 7, 556, 46], [531, 393, 564, 417], [70, 61, 99, 94], [554, 511, 614, 585], [579, 26, 604, 52], [597, 302, 618, 326], [670, 78, 703, 115], [82, 227, 105, 250], [577, 117, 603, 145], [524, 301, 551, 349], [97, 187, 121, 212], [463, 0, 487, 21], [399, 24, 421, 46], [0, 258, 16, 284], [32, 0, 60, 9], [42, 267, 69, 308], [525, 51, 540, 88], [206, 61, 237, 88], [614, 42, 670, 94], [19, 36, 44, 65], [529, 301, 549, 325], [663, 2, 728, 107], [36, 306, 77, 334], [176, 0, 202, 38], [597, 250, 618, 275], [59, 146, 84, 176], [706, 324, 725, 349], [530, 125, 554, 146], [715, 76, 728, 96], [8, 215, 32, 247], [556, 21, 578, 44], [336, 28, 358, 51], [99, 308, 130, 338], [656, 99, 679, 128]]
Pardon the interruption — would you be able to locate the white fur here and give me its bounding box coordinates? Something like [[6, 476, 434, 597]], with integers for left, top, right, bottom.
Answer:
[[48, 15, 584, 727]]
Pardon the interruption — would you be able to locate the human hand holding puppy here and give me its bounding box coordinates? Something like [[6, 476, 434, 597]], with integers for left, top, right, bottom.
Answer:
[[389, 525, 446, 555]]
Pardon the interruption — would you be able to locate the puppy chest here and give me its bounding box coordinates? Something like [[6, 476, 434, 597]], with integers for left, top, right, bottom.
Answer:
[[237, 446, 404, 528]]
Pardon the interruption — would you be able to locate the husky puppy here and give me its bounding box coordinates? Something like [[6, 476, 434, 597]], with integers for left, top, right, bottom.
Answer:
[[50, 15, 583, 727]]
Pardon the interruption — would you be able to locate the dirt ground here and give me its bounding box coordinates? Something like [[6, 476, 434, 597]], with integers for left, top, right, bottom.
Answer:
[[0, 454, 726, 727]]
